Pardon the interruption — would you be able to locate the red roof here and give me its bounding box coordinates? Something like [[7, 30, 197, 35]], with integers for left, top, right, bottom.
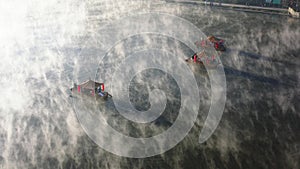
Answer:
[[78, 79, 103, 90]]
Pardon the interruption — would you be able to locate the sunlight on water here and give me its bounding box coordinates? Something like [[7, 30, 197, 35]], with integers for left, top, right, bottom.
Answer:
[[0, 0, 299, 168]]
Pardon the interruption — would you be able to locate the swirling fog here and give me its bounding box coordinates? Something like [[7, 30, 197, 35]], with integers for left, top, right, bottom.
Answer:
[[0, 0, 299, 168]]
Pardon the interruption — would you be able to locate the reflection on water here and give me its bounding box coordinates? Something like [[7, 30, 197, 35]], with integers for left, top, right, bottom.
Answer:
[[0, 0, 299, 169]]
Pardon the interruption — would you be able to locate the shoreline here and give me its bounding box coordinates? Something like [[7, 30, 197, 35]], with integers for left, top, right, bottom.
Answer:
[[165, 0, 290, 16]]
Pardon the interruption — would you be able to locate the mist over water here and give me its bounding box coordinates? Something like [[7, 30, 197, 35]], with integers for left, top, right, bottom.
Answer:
[[0, 0, 299, 168]]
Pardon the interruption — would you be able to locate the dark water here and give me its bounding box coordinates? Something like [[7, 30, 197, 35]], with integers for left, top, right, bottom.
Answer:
[[0, 0, 299, 169]]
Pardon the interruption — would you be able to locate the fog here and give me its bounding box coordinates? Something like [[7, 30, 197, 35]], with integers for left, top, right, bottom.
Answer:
[[0, 0, 299, 168]]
